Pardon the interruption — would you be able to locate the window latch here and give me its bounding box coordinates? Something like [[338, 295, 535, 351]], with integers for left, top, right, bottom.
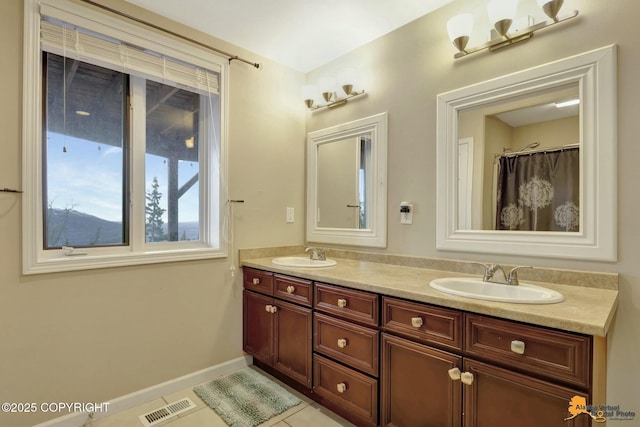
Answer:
[[61, 246, 88, 257]]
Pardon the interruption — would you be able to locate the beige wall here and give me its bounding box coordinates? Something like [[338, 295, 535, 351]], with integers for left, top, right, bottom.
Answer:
[[0, 1, 305, 426], [3, 0, 640, 425], [306, 0, 640, 424]]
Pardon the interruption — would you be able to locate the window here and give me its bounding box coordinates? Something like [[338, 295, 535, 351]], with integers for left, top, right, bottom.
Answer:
[[23, 0, 227, 274], [43, 53, 129, 249]]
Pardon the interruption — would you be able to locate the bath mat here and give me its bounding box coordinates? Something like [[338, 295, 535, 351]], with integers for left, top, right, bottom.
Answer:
[[193, 368, 301, 427]]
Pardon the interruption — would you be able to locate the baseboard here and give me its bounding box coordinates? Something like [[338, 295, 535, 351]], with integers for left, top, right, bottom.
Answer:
[[32, 355, 252, 427]]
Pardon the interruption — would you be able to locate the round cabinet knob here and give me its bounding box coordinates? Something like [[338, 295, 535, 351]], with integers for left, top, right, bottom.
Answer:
[[337, 338, 348, 348], [252, 278, 260, 285], [336, 383, 347, 393], [286, 285, 295, 294], [511, 340, 526, 355], [270, 305, 278, 314], [265, 305, 272, 312], [411, 317, 424, 328], [337, 298, 348, 308]]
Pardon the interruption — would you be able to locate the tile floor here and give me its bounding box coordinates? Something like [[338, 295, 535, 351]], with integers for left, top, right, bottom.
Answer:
[[86, 366, 356, 427]]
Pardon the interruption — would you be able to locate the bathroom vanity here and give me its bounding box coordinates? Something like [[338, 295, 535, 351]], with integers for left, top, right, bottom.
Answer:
[[241, 253, 617, 427]]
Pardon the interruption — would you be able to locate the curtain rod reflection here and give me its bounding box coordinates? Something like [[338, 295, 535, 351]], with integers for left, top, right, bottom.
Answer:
[[495, 143, 579, 159]]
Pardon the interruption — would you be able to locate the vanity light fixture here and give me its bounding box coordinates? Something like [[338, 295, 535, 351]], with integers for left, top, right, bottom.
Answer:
[[447, 0, 578, 59], [302, 68, 365, 111]]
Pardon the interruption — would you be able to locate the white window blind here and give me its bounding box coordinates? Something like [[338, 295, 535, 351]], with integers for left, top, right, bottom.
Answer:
[[40, 19, 219, 95]]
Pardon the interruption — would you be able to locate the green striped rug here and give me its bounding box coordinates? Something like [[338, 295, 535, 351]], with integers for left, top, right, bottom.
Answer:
[[194, 368, 302, 427]]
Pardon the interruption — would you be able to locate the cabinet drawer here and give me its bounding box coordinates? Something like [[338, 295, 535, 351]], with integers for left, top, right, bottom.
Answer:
[[314, 313, 379, 377], [382, 297, 463, 352], [315, 283, 379, 327], [313, 354, 378, 427], [274, 274, 312, 307], [243, 268, 274, 295], [465, 314, 591, 388]]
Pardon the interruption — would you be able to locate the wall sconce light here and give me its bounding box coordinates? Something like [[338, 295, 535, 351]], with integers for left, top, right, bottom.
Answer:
[[447, 0, 578, 59], [302, 68, 365, 111]]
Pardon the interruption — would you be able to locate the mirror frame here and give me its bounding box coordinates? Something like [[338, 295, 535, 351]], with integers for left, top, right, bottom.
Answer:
[[436, 45, 617, 261], [307, 112, 388, 247]]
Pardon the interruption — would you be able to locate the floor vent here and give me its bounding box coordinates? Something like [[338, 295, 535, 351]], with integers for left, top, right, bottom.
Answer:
[[138, 398, 196, 427]]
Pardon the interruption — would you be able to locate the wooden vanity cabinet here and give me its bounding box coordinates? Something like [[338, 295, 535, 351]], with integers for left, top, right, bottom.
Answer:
[[242, 268, 313, 387], [381, 296, 594, 427], [242, 266, 602, 427]]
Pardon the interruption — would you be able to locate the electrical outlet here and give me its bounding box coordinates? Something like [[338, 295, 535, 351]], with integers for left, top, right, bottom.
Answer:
[[286, 207, 295, 223], [400, 202, 413, 225]]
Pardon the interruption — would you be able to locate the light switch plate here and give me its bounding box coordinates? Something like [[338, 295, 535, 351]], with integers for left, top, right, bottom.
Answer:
[[286, 207, 295, 223]]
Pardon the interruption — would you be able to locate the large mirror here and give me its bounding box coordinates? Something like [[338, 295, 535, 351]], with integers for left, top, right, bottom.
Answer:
[[436, 45, 616, 261], [307, 112, 387, 247]]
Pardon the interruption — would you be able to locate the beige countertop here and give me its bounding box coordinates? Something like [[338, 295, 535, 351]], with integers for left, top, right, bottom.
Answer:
[[241, 256, 618, 337]]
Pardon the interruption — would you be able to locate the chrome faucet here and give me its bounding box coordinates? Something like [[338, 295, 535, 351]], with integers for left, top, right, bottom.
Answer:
[[305, 247, 326, 261], [471, 262, 532, 286]]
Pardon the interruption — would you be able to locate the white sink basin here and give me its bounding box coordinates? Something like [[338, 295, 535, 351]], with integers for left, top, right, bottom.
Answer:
[[429, 277, 564, 304], [272, 256, 337, 268]]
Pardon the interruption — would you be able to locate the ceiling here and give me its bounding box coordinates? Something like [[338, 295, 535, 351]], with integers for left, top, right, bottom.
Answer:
[[124, 0, 456, 72]]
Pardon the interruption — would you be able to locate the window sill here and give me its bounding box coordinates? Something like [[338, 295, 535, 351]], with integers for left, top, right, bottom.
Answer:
[[23, 247, 227, 275]]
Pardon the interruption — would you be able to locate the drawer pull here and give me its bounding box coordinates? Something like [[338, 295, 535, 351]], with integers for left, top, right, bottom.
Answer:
[[337, 298, 348, 308], [286, 285, 295, 294], [252, 278, 260, 285], [511, 340, 526, 355], [461, 372, 474, 385], [411, 317, 424, 328], [337, 338, 348, 348], [448, 367, 461, 380], [336, 382, 347, 393]]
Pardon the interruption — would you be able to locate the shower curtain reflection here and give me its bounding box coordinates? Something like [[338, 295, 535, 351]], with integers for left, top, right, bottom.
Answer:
[[496, 146, 580, 231]]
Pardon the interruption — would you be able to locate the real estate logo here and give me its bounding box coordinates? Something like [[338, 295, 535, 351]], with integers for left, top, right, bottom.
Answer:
[[565, 396, 636, 423]]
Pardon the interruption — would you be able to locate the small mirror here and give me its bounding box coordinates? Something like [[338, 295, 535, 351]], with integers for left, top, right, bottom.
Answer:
[[316, 134, 371, 229], [307, 113, 387, 247], [436, 46, 616, 261]]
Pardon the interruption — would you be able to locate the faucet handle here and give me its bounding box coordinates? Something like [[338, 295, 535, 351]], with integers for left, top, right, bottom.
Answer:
[[470, 262, 493, 281], [508, 266, 533, 285], [305, 246, 326, 260]]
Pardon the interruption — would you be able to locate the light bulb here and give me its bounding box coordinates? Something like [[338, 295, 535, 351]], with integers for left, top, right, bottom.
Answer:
[[301, 84, 316, 108], [318, 76, 337, 102], [338, 68, 358, 95], [447, 14, 473, 51], [537, 0, 564, 21]]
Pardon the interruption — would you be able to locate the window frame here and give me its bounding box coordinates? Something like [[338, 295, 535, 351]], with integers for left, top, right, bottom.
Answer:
[[23, 0, 229, 274]]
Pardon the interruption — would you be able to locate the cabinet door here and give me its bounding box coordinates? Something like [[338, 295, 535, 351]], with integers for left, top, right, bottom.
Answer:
[[381, 333, 462, 427], [273, 300, 313, 387], [463, 358, 590, 427], [243, 290, 274, 365]]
